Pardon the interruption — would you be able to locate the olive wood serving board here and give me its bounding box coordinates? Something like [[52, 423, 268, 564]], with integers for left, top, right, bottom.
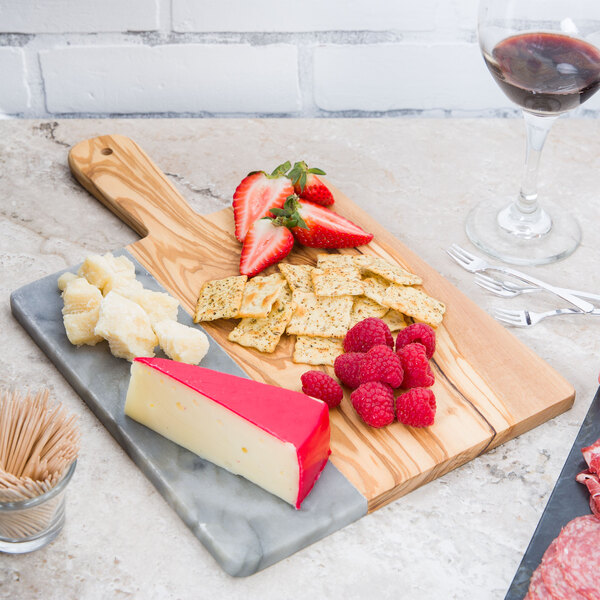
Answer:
[[68, 134, 575, 513]]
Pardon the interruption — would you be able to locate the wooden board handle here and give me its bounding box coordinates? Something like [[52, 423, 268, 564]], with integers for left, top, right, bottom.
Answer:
[[68, 134, 198, 239]]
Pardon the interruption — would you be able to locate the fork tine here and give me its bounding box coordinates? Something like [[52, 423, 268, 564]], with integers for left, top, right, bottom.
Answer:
[[493, 308, 520, 318], [450, 244, 477, 261], [445, 248, 468, 266], [494, 314, 524, 327], [492, 309, 525, 326], [474, 274, 503, 290]]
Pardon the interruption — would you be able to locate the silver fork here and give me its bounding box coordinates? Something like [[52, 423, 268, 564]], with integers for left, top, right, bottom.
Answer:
[[446, 244, 595, 313], [474, 272, 600, 302], [493, 307, 600, 327]]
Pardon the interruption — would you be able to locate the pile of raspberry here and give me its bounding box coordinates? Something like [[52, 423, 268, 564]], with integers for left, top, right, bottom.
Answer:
[[301, 318, 437, 429]]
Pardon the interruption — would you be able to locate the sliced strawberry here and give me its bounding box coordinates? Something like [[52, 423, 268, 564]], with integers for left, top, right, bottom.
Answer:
[[239, 218, 294, 277], [288, 161, 334, 206], [232, 162, 294, 242], [277, 196, 373, 248]]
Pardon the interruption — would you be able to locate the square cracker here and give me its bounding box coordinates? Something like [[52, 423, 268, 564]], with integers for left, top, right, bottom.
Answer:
[[355, 255, 422, 286], [311, 266, 363, 297], [381, 309, 407, 332], [238, 273, 286, 318], [382, 284, 445, 327], [278, 263, 314, 293], [286, 291, 352, 338], [228, 284, 294, 353], [361, 274, 390, 305], [316, 253, 356, 269], [194, 275, 247, 322], [293, 336, 344, 366], [349, 295, 388, 328]]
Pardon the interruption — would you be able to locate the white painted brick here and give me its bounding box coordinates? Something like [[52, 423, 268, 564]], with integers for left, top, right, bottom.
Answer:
[[172, 0, 437, 33], [314, 43, 506, 112], [40, 44, 300, 114], [0, 48, 29, 114], [0, 0, 158, 33]]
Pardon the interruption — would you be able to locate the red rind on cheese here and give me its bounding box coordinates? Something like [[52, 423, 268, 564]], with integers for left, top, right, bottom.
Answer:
[[133, 357, 331, 509]]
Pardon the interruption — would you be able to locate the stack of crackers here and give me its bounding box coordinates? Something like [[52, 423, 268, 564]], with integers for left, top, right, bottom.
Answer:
[[194, 254, 445, 366]]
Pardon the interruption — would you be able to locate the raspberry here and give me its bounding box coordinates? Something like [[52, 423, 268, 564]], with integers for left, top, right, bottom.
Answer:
[[358, 345, 404, 388], [334, 352, 364, 389], [395, 323, 436, 359], [397, 343, 435, 388], [301, 371, 343, 408], [396, 388, 436, 427], [351, 382, 395, 428], [343, 317, 393, 353]]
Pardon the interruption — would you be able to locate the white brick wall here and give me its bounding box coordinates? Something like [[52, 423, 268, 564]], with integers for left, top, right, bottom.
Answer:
[[0, 48, 29, 114], [0, 0, 159, 33], [41, 44, 299, 114], [172, 0, 438, 33], [1, 0, 599, 117]]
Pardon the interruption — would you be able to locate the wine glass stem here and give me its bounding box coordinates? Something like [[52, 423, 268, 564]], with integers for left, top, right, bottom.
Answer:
[[517, 110, 558, 215]]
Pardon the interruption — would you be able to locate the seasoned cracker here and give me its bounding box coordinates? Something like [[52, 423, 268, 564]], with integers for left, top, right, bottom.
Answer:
[[382, 284, 445, 327], [238, 273, 286, 318], [286, 291, 352, 338], [381, 309, 407, 331], [293, 336, 344, 366], [316, 253, 356, 269], [311, 266, 363, 297], [194, 275, 247, 322], [349, 295, 388, 328], [361, 275, 390, 305], [228, 284, 294, 353], [277, 263, 314, 293], [355, 255, 422, 286]]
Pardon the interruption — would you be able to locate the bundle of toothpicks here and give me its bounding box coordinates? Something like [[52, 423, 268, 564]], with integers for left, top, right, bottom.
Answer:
[[0, 388, 80, 539]]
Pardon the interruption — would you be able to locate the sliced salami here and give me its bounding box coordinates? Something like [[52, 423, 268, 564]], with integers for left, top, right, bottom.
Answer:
[[576, 470, 600, 519], [540, 539, 587, 600], [527, 563, 553, 599], [555, 515, 600, 600], [582, 439, 600, 474]]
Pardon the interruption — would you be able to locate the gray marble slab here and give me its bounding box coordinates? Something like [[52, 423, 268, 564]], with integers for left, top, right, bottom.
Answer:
[[9, 249, 367, 577]]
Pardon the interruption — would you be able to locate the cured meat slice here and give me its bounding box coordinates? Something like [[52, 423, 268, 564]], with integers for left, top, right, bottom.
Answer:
[[527, 563, 553, 599], [576, 470, 600, 519], [540, 539, 587, 600], [582, 439, 600, 475], [555, 515, 600, 600]]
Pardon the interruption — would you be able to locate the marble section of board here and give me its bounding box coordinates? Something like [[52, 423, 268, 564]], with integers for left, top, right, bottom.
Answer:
[[10, 249, 367, 577]]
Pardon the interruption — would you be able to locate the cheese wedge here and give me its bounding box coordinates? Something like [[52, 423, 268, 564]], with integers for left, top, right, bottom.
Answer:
[[125, 358, 331, 509]]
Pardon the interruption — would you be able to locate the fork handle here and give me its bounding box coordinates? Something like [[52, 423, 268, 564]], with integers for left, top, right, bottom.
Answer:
[[490, 266, 596, 313], [552, 286, 600, 303]]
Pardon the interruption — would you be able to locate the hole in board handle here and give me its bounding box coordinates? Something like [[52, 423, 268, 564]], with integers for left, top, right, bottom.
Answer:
[[101, 148, 113, 155]]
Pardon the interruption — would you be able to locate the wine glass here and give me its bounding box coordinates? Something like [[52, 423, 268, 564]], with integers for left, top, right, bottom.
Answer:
[[467, 0, 600, 265]]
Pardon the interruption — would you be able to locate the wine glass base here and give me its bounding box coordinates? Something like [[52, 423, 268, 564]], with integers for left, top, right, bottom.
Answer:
[[465, 197, 581, 266]]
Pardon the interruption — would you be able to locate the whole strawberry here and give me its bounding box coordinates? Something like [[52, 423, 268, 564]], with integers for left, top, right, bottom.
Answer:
[[301, 371, 343, 408], [358, 345, 404, 388], [397, 343, 435, 389], [288, 161, 334, 206], [344, 317, 393, 353], [233, 162, 294, 242], [395, 323, 436, 359], [351, 382, 395, 428], [334, 352, 364, 389], [396, 388, 436, 428]]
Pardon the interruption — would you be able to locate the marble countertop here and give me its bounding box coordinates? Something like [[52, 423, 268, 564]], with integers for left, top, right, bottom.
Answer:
[[1, 118, 599, 600]]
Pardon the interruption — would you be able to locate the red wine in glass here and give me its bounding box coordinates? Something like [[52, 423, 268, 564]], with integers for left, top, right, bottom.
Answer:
[[483, 32, 600, 115]]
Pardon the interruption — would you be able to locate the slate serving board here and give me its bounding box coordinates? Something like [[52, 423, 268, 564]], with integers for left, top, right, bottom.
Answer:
[[10, 250, 367, 577], [504, 387, 600, 600]]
